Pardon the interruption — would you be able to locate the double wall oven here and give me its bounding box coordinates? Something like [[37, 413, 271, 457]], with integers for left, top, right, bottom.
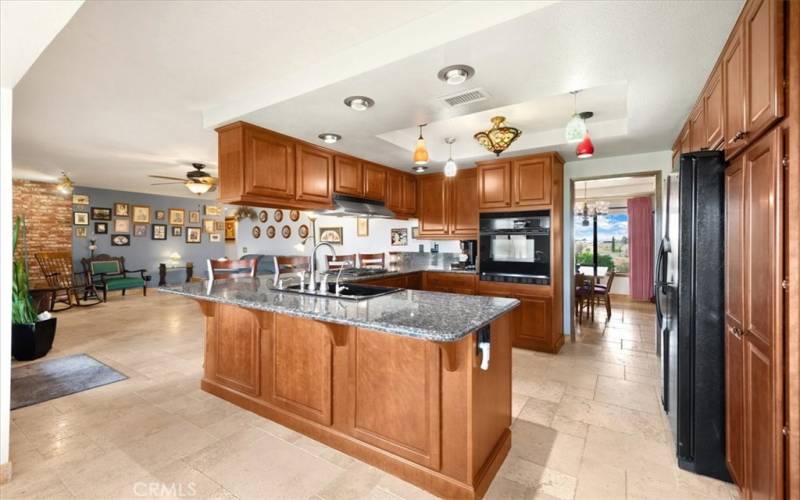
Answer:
[[479, 211, 551, 285]]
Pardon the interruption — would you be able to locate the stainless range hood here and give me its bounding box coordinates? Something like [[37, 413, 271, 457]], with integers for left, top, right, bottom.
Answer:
[[321, 194, 395, 219]]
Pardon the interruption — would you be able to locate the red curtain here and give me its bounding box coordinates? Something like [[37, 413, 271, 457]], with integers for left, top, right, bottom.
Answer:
[[627, 197, 654, 301]]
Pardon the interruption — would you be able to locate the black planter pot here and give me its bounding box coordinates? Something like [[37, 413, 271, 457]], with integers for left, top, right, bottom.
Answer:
[[11, 317, 58, 361]]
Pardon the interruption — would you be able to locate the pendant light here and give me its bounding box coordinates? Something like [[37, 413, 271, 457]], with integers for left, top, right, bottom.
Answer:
[[413, 124, 429, 165], [56, 171, 74, 195], [565, 91, 588, 143], [576, 132, 595, 159], [443, 137, 457, 177], [473, 116, 521, 156]]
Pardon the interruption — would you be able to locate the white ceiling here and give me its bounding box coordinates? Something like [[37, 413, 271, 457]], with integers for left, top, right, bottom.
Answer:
[[11, 0, 743, 198], [575, 176, 656, 202]]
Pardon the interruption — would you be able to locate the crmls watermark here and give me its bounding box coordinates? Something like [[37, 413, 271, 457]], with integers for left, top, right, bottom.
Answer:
[[133, 482, 197, 497]]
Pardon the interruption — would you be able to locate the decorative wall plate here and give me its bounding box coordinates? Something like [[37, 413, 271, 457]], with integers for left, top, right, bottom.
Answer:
[[266, 225, 276, 238], [274, 209, 284, 222], [259, 210, 268, 223], [298, 224, 309, 239], [282, 225, 291, 238], [252, 226, 261, 238], [289, 209, 300, 221]]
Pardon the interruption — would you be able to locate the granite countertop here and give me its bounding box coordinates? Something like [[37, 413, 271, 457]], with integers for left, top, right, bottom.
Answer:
[[158, 275, 517, 342]]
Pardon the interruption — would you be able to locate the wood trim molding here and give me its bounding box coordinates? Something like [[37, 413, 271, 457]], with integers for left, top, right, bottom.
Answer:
[[436, 341, 460, 372], [0, 461, 12, 484]]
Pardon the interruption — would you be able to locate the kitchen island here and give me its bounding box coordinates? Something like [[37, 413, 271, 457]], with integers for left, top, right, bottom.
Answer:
[[160, 276, 518, 499]]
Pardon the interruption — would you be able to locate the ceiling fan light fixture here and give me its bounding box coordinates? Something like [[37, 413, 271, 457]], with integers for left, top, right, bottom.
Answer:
[[412, 165, 428, 173], [413, 124, 429, 165], [318, 133, 341, 144], [437, 64, 475, 85], [443, 137, 457, 177], [343, 96, 374, 111], [56, 171, 74, 195], [473, 116, 521, 156], [185, 181, 212, 195]]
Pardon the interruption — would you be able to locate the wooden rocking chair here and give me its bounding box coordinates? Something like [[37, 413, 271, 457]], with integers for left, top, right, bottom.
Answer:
[[35, 251, 101, 310]]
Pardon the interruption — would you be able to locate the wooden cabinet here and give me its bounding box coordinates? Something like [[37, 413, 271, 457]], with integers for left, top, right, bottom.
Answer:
[[363, 162, 386, 201], [477, 162, 511, 209], [477, 153, 562, 211], [334, 156, 363, 197], [724, 128, 783, 498], [743, 0, 783, 140], [422, 272, 476, 295], [385, 170, 417, 218], [401, 174, 417, 215], [723, 22, 747, 156], [417, 170, 478, 239], [705, 64, 725, 148], [679, 123, 692, 155], [295, 144, 333, 205], [690, 101, 707, 151]]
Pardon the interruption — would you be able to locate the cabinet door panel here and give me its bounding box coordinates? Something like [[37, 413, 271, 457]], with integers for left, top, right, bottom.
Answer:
[[679, 124, 692, 155], [725, 320, 746, 484], [725, 157, 745, 330], [478, 163, 511, 208], [245, 128, 295, 199], [744, 340, 775, 500], [723, 25, 747, 156], [417, 175, 449, 236], [270, 315, 333, 425], [514, 157, 551, 206], [744, 0, 783, 138], [705, 65, 724, 148], [349, 329, 441, 469], [402, 175, 417, 215], [295, 145, 332, 205], [517, 296, 551, 343], [449, 170, 478, 236], [334, 156, 363, 196], [213, 304, 261, 396], [690, 101, 707, 151], [363, 163, 386, 201], [385, 170, 403, 212]]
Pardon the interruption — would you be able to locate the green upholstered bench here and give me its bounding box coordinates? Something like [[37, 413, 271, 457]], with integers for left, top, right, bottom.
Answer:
[[81, 254, 149, 302]]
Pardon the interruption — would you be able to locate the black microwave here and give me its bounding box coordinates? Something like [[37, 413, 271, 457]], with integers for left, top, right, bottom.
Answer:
[[479, 211, 551, 285]]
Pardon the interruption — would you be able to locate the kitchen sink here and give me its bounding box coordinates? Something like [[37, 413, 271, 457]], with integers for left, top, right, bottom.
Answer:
[[281, 282, 402, 301]]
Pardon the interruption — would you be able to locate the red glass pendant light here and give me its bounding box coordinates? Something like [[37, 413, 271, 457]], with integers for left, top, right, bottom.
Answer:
[[576, 133, 594, 159]]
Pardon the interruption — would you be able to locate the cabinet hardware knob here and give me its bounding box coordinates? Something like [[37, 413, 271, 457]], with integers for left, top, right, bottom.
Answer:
[[728, 131, 746, 144], [729, 326, 743, 339]]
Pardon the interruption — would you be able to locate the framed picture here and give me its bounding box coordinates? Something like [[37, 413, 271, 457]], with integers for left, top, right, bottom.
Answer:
[[90, 207, 112, 221], [132, 205, 150, 223], [281, 225, 291, 238], [273, 209, 284, 222], [171, 226, 182, 237], [73, 212, 89, 226], [214, 220, 224, 232], [189, 210, 200, 224], [110, 234, 130, 246], [319, 227, 343, 245], [357, 218, 369, 237], [186, 227, 202, 243], [203, 219, 215, 233], [252, 226, 261, 239], [289, 209, 300, 222], [169, 208, 185, 226], [209, 233, 222, 242], [114, 202, 129, 217], [114, 219, 130, 233], [94, 222, 108, 234], [266, 225, 275, 239], [224, 218, 236, 241], [75, 226, 88, 238], [154, 210, 166, 221], [204, 205, 222, 216], [133, 223, 148, 237], [72, 194, 89, 205], [151, 224, 167, 240], [411, 226, 420, 239], [391, 228, 408, 246], [258, 210, 268, 223], [298, 225, 309, 239]]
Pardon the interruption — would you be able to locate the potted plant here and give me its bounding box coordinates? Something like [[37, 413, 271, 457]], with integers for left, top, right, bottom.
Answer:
[[11, 217, 57, 361]]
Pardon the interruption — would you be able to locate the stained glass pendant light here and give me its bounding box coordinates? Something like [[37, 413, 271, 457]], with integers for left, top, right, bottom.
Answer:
[[443, 137, 457, 177], [473, 116, 521, 156], [413, 124, 429, 165], [576, 132, 595, 159]]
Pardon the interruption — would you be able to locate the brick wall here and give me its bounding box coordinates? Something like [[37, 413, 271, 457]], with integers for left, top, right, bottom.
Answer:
[[12, 180, 73, 287]]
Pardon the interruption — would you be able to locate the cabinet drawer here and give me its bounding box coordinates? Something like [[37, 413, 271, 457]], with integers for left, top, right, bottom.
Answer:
[[423, 272, 476, 294]]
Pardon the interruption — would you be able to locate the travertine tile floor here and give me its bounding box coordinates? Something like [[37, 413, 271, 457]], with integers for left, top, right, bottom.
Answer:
[[2, 291, 740, 500]]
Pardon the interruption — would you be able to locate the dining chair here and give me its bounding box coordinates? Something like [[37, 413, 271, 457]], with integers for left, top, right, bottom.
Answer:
[[207, 257, 260, 280], [574, 273, 595, 323], [273, 256, 311, 275], [593, 269, 616, 320], [358, 252, 385, 268], [326, 254, 356, 271]]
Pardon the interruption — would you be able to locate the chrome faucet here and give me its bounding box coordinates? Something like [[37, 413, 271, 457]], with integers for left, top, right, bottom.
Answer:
[[308, 242, 336, 292], [335, 260, 353, 295]]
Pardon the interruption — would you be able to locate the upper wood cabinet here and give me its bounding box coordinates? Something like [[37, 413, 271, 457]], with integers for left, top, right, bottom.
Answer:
[[363, 162, 386, 201], [679, 123, 692, 155], [401, 174, 417, 215], [477, 162, 511, 209], [477, 152, 563, 211], [334, 156, 364, 197], [723, 22, 747, 156], [705, 64, 725, 148], [243, 126, 296, 200], [385, 169, 417, 218], [417, 170, 478, 239], [295, 144, 333, 205], [689, 100, 707, 152], [744, 0, 783, 139]]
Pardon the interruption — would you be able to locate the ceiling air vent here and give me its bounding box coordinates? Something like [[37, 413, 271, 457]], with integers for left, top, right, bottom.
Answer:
[[439, 88, 489, 108]]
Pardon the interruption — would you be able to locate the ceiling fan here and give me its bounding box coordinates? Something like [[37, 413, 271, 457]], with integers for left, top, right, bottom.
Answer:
[[149, 163, 218, 195]]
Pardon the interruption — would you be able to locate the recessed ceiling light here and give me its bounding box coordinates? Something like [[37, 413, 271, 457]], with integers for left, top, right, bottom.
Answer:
[[318, 133, 341, 144], [343, 96, 374, 111], [412, 165, 428, 173], [437, 64, 475, 85]]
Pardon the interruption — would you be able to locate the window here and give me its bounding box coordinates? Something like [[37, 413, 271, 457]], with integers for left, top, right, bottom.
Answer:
[[574, 211, 629, 274]]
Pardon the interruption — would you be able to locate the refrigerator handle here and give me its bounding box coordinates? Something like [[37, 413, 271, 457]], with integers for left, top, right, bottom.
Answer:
[[654, 240, 666, 323]]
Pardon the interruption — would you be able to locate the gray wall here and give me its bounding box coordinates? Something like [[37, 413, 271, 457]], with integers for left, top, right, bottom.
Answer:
[[71, 187, 230, 283]]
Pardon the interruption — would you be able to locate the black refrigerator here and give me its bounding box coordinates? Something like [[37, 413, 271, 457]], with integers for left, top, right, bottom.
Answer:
[[655, 150, 730, 482]]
